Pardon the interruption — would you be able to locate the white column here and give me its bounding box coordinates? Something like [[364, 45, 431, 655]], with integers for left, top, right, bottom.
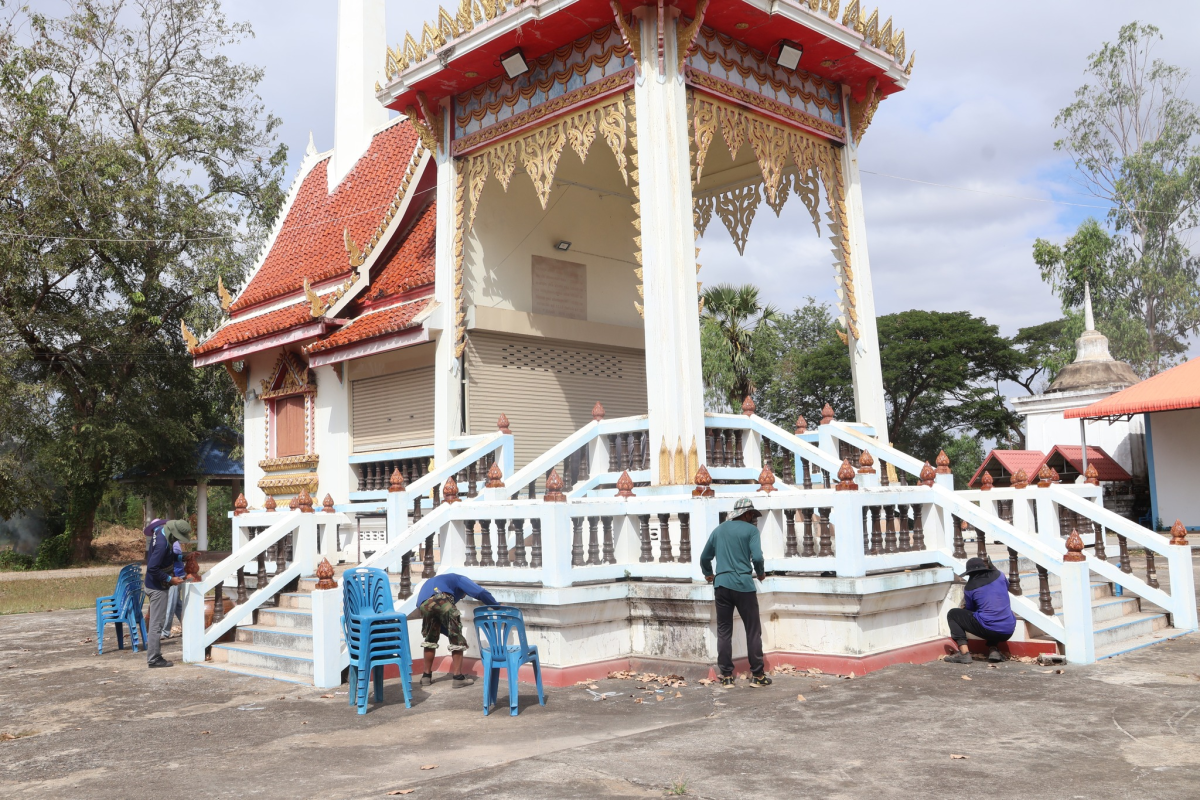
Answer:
[[310, 586, 346, 688], [432, 101, 461, 466], [196, 481, 208, 551], [839, 87, 888, 440], [633, 8, 706, 484], [1058, 559, 1095, 664]]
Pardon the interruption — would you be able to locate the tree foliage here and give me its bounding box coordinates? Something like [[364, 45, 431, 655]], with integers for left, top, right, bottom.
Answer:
[[1044, 22, 1200, 375], [0, 0, 285, 561], [700, 283, 779, 411]]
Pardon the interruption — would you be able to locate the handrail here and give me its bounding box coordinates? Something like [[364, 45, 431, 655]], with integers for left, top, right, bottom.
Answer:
[[398, 430, 511, 502], [828, 422, 926, 478], [741, 413, 845, 474], [197, 510, 303, 593], [505, 416, 648, 496], [362, 501, 456, 573]]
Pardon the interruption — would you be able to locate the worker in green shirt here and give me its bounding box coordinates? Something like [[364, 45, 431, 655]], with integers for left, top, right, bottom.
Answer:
[[700, 497, 772, 688]]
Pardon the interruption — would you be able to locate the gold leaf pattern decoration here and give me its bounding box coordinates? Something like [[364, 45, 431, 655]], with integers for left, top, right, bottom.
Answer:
[[692, 96, 717, 184], [714, 183, 761, 256], [847, 77, 883, 147], [344, 228, 366, 267], [597, 98, 629, 184], [519, 124, 566, 209], [452, 158, 467, 359], [747, 118, 789, 206], [303, 278, 326, 318], [490, 140, 517, 190], [181, 321, 199, 351], [217, 276, 233, 312], [564, 110, 597, 165], [718, 104, 746, 159]]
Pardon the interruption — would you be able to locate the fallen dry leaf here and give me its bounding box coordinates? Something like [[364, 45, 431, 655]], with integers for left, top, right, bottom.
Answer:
[[806, 667, 824, 675], [200, 731, 211, 735], [320, 694, 334, 699], [1041, 670, 1054, 674], [674, 692, 682, 698], [278, 696, 286, 700], [698, 679, 714, 686], [633, 698, 644, 704], [796, 694, 806, 702], [961, 676, 972, 681], [420, 765, 438, 771], [387, 790, 415, 796], [301, 721, 308, 725], [1055, 669, 1065, 674], [655, 696, 663, 702], [951, 754, 969, 760]]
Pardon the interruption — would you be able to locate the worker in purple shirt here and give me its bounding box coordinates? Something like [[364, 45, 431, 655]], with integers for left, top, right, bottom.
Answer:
[[946, 557, 1017, 664], [415, 572, 498, 688]]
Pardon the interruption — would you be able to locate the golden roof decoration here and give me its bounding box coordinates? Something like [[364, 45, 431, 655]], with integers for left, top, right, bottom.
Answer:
[[217, 276, 234, 312], [303, 278, 327, 318], [181, 320, 199, 352]]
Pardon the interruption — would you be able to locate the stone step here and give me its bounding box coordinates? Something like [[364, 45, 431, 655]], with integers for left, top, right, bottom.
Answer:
[[1094, 626, 1189, 661], [1092, 611, 1169, 650], [1054, 596, 1141, 624], [235, 625, 314, 650], [193, 660, 315, 686], [279, 592, 312, 610], [210, 641, 315, 678], [254, 607, 313, 630], [1015, 577, 1111, 608]]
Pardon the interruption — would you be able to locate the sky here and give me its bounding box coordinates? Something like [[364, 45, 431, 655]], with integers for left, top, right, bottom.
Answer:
[[215, 0, 1200, 343]]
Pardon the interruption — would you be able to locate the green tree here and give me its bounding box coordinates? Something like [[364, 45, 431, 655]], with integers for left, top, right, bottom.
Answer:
[[1046, 22, 1200, 375], [0, 0, 285, 561], [700, 284, 779, 411], [753, 298, 854, 427], [1011, 318, 1075, 396], [943, 435, 985, 491]]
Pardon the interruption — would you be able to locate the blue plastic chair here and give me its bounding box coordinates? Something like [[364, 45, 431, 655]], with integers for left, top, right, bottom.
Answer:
[[96, 565, 147, 654], [342, 567, 413, 714], [473, 606, 545, 716]]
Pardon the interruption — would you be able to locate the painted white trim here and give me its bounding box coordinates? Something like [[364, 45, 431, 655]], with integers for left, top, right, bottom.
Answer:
[[192, 322, 328, 367], [306, 326, 430, 367]]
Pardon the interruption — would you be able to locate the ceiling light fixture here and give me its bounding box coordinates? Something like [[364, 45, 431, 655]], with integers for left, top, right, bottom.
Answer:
[[775, 41, 803, 71], [555, 241, 572, 251], [499, 47, 529, 79]]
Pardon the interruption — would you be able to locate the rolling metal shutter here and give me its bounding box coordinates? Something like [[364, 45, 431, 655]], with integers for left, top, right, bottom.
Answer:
[[351, 366, 435, 453], [466, 332, 647, 469]]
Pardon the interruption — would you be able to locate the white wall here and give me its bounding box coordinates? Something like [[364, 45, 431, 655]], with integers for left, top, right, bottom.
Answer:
[[1013, 388, 1146, 480], [313, 363, 351, 505], [1150, 408, 1200, 528]]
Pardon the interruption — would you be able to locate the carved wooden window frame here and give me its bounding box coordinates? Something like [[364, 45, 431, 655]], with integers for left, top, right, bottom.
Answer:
[[260, 351, 318, 459]]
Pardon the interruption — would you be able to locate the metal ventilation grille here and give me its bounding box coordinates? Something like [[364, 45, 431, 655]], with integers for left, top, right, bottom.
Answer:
[[499, 344, 628, 379]]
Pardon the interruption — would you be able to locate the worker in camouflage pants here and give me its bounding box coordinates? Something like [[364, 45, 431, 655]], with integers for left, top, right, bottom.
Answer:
[[416, 572, 498, 688]]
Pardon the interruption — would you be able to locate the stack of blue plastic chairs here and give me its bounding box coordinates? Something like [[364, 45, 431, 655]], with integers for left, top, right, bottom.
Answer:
[[342, 567, 413, 715], [95, 564, 147, 655], [473, 606, 545, 716]]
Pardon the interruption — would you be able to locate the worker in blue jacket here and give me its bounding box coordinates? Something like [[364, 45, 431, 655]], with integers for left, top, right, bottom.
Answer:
[[416, 572, 498, 688], [946, 557, 1016, 664], [144, 520, 189, 668]]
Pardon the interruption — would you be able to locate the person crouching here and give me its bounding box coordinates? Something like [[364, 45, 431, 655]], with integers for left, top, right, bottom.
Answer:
[[416, 572, 498, 687], [946, 557, 1016, 664]]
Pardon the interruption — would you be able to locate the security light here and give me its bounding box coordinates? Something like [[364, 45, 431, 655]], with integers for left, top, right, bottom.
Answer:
[[555, 241, 572, 251], [776, 41, 803, 71], [500, 47, 529, 79]]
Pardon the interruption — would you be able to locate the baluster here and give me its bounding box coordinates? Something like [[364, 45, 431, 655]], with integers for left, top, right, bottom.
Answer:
[[212, 582, 225, 623], [802, 458, 813, 490], [587, 517, 601, 565], [495, 519, 509, 565], [468, 463, 478, 498], [822, 468, 831, 489], [801, 508, 816, 557], [356, 466, 366, 492], [1006, 548, 1022, 595], [602, 516, 616, 564], [511, 519, 528, 568], [528, 480, 536, 500], [783, 451, 795, 485], [705, 430, 715, 468], [571, 517, 584, 567], [714, 431, 727, 467], [631, 434, 642, 473], [563, 455, 575, 493], [1092, 521, 1107, 561], [399, 553, 412, 599], [256, 547, 268, 601], [1057, 503, 1072, 537], [896, 504, 911, 551], [817, 507, 833, 557], [679, 513, 692, 563], [870, 506, 883, 555], [862, 506, 869, 553], [783, 509, 798, 557], [733, 431, 745, 468], [530, 519, 543, 569], [639, 515, 653, 562], [974, 522, 990, 565], [658, 513, 674, 563], [463, 520, 479, 566], [273, 537, 286, 606], [952, 517, 967, 560], [479, 521, 495, 567], [422, 534, 436, 578], [1116, 534, 1132, 573], [1146, 550, 1159, 589], [608, 434, 619, 472], [879, 460, 890, 487], [412, 497, 423, 525], [643, 433, 652, 470], [236, 566, 247, 605], [912, 506, 926, 551], [578, 444, 590, 481], [1036, 564, 1053, 616], [618, 434, 629, 471], [884, 505, 897, 553], [433, 484, 441, 508]]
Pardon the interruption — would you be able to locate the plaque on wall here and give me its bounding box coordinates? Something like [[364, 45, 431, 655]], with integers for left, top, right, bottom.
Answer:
[[531, 255, 587, 321]]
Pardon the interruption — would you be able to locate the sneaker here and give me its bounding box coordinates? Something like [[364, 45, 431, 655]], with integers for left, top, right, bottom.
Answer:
[[159, 633, 172, 640], [148, 657, 174, 668], [420, 673, 433, 686], [748, 674, 773, 688], [946, 652, 973, 664], [719, 675, 735, 687], [987, 648, 1003, 663], [452, 674, 474, 688]]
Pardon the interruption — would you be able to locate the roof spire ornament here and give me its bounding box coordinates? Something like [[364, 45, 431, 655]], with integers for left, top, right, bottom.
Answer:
[[303, 278, 326, 318], [306, 131, 318, 159], [217, 276, 234, 312]]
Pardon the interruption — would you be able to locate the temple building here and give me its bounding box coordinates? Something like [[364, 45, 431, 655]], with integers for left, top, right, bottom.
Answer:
[[183, 0, 1194, 686]]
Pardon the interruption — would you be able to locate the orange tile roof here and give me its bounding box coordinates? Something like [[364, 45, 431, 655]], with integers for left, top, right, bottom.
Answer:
[[1065, 357, 1200, 418], [305, 297, 432, 355], [362, 201, 437, 302], [967, 450, 1046, 487], [230, 121, 420, 312], [1045, 445, 1131, 482], [193, 301, 315, 356]]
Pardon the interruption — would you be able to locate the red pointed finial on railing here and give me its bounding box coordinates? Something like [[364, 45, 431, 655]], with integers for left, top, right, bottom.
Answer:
[[795, 416, 808, 435], [1049, 467, 1061, 484], [322, 493, 335, 513], [264, 495, 277, 512], [857, 449, 876, 474], [820, 403, 835, 426], [692, 464, 715, 497], [233, 493, 248, 516], [935, 450, 951, 474], [616, 470, 635, 498], [1012, 468, 1029, 490], [835, 459, 858, 491], [980, 472, 994, 491], [1064, 529, 1086, 562], [592, 401, 605, 422], [184, 551, 202, 582], [315, 557, 338, 590], [1169, 519, 1189, 546], [757, 465, 777, 493], [1037, 464, 1053, 488], [919, 461, 936, 487], [297, 489, 314, 513], [388, 468, 406, 493], [497, 413, 512, 434], [544, 469, 566, 502], [741, 396, 756, 416], [485, 462, 505, 488], [443, 475, 461, 504], [1084, 463, 1099, 486]]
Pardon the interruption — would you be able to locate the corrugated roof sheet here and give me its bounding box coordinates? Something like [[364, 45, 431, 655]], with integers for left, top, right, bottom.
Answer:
[[1065, 357, 1199, 418]]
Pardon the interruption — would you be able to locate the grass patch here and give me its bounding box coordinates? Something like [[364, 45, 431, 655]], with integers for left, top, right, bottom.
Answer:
[[665, 777, 688, 796], [0, 574, 122, 615]]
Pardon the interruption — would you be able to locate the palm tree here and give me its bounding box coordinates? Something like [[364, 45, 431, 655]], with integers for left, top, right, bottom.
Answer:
[[700, 283, 780, 411]]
